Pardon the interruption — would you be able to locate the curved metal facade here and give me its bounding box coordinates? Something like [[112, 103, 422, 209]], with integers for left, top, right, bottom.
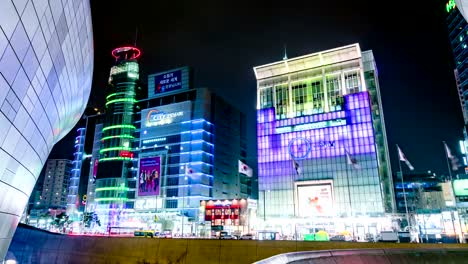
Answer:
[[0, 0, 93, 259]]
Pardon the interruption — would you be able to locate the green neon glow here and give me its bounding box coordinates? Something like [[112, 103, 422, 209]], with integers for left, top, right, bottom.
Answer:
[[95, 187, 129, 192], [106, 92, 136, 100], [106, 93, 117, 100], [99, 157, 132, 162], [95, 197, 128, 202], [101, 134, 135, 141], [102, 124, 136, 131], [99, 147, 132, 154], [106, 98, 137, 106], [446, 0, 456, 12]]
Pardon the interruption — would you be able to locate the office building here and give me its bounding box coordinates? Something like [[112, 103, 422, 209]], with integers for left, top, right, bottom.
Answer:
[[447, 1, 468, 125], [254, 44, 393, 237], [38, 159, 73, 209], [394, 171, 446, 214], [67, 128, 86, 216], [131, 67, 251, 235], [0, 0, 93, 258]]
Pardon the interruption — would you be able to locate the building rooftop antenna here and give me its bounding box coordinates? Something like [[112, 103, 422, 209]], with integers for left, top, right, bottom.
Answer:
[[283, 44, 288, 60], [134, 27, 138, 47]]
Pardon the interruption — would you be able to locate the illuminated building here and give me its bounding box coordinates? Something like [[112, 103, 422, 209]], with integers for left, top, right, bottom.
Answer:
[[131, 67, 251, 234], [447, 0, 468, 125], [94, 47, 141, 228], [254, 44, 393, 237], [393, 171, 446, 214], [84, 123, 103, 214], [0, 0, 93, 258], [455, 0, 468, 22], [67, 128, 86, 215]]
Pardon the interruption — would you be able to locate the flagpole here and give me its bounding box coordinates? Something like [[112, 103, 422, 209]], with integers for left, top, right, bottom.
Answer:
[[291, 159, 297, 241], [397, 145, 411, 233], [443, 141, 453, 181]]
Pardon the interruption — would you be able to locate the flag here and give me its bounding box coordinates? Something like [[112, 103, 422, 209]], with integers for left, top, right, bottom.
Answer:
[[444, 141, 461, 171], [185, 164, 193, 175], [345, 149, 359, 169], [397, 145, 414, 171], [238, 160, 253, 177], [292, 158, 300, 175]]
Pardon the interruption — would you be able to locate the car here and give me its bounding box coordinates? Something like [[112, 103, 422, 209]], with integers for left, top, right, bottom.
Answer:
[[219, 232, 237, 239], [240, 234, 254, 240], [159, 230, 172, 238], [329, 235, 346, 241], [220, 234, 237, 239]]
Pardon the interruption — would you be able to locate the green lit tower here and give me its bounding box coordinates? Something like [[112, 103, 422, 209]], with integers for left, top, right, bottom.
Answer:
[[94, 46, 141, 228]]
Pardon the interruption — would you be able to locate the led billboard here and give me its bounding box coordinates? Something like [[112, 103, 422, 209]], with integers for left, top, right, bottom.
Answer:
[[453, 179, 468, 196], [148, 67, 190, 98], [296, 182, 334, 217], [200, 199, 248, 226], [138, 157, 161, 196]]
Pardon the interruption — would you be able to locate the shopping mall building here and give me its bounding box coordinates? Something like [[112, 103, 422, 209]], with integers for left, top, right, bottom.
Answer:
[[85, 65, 254, 236], [254, 44, 394, 238]]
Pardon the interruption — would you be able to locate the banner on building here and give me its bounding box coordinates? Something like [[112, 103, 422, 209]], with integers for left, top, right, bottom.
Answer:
[[138, 156, 161, 196], [296, 181, 334, 217]]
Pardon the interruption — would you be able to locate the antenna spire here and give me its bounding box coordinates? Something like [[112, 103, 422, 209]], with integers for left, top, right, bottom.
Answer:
[[283, 44, 288, 60], [134, 27, 138, 47]]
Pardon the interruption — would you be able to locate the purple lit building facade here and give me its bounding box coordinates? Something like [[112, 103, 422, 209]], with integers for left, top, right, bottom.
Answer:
[[254, 44, 393, 236]]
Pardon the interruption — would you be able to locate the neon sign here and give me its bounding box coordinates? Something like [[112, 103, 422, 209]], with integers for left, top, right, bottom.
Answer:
[[288, 138, 336, 159], [146, 109, 184, 126], [447, 0, 456, 12], [276, 119, 347, 134]]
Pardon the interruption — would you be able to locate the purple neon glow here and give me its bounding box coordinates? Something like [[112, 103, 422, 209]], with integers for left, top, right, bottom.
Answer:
[[257, 92, 376, 164]]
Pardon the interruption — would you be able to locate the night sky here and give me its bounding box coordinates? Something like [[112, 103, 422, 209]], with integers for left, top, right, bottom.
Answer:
[[50, 0, 463, 176]]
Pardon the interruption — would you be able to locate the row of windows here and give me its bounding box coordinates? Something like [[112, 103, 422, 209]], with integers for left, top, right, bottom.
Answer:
[[259, 72, 362, 119]]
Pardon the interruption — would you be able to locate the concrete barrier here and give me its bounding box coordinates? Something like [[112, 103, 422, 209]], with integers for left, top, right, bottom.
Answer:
[[254, 248, 468, 264], [6, 224, 468, 264]]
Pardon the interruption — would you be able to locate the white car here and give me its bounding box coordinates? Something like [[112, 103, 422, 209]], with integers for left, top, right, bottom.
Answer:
[[240, 234, 254, 240]]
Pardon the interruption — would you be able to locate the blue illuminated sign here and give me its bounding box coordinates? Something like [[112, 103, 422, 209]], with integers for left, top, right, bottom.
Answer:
[[154, 70, 182, 94]]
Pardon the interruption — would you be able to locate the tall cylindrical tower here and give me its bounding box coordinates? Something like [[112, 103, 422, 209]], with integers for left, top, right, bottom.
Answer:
[[94, 47, 140, 228]]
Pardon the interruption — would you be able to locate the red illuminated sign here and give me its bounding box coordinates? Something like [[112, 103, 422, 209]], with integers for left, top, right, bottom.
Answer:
[[202, 199, 247, 226], [120, 151, 134, 158]]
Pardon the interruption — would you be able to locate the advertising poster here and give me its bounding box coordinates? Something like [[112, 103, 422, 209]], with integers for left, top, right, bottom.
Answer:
[[297, 184, 333, 217], [138, 157, 161, 196]]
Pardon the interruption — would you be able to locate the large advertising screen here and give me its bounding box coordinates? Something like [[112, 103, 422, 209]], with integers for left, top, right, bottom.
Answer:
[[138, 157, 161, 196], [200, 199, 248, 226], [453, 179, 468, 196], [297, 182, 334, 217], [257, 92, 375, 164], [154, 69, 182, 94]]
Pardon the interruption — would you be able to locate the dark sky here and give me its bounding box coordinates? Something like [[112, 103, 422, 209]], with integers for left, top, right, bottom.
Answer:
[[51, 0, 464, 176]]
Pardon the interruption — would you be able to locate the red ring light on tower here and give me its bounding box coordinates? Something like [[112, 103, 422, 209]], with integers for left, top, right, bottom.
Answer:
[[111, 46, 141, 60]]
